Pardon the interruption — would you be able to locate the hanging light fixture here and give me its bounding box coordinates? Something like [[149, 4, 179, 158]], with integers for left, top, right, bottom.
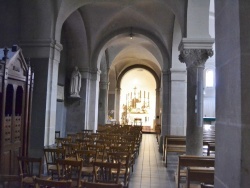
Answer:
[[129, 27, 134, 39]]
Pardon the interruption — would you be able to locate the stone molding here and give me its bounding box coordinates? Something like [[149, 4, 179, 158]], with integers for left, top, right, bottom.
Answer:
[[81, 68, 101, 81], [20, 39, 63, 51]]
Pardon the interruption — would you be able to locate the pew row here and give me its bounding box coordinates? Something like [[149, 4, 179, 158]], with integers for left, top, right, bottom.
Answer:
[[163, 135, 216, 166], [186, 167, 214, 188], [163, 136, 186, 167], [176, 155, 215, 188]]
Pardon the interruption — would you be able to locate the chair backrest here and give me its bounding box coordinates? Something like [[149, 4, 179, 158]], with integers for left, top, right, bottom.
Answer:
[[57, 159, 83, 188], [92, 161, 121, 184], [81, 181, 123, 188], [17, 156, 42, 178], [86, 144, 106, 161], [75, 150, 97, 166], [56, 137, 72, 148], [62, 143, 80, 158], [107, 152, 130, 187], [0, 175, 22, 188], [55, 131, 61, 139], [43, 148, 66, 173], [34, 177, 72, 188]]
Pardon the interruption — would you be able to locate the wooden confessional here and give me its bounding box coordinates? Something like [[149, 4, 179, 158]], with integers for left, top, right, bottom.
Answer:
[[0, 45, 34, 174]]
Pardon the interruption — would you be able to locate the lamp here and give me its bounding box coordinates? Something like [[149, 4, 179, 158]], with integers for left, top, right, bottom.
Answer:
[[129, 27, 133, 39]]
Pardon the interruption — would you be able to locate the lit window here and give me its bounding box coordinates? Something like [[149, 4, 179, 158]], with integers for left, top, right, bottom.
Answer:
[[206, 69, 214, 87]]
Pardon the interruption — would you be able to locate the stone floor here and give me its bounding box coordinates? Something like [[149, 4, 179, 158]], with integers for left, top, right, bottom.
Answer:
[[129, 133, 177, 188]]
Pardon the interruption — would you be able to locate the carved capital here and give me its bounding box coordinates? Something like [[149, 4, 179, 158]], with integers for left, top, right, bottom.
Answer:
[[179, 49, 213, 68]]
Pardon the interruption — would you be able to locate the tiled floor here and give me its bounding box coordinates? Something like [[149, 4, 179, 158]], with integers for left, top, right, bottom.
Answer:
[[129, 133, 177, 188]]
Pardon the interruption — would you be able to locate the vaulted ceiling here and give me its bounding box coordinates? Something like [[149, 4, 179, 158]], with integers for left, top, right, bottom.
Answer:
[[61, 0, 187, 90]]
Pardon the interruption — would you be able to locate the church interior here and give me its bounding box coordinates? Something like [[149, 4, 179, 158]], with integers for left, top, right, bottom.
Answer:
[[0, 0, 249, 187]]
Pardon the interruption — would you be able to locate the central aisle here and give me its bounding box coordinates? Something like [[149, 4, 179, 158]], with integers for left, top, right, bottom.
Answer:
[[129, 134, 177, 188]]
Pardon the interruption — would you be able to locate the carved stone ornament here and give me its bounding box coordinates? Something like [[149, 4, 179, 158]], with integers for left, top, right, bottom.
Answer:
[[179, 49, 213, 68]]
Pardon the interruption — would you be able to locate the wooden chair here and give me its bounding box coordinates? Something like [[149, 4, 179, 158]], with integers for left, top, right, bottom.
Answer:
[[55, 131, 61, 139], [75, 150, 97, 181], [62, 143, 80, 159], [56, 159, 83, 188], [81, 181, 123, 188], [67, 133, 78, 143], [56, 137, 72, 148], [92, 161, 121, 184], [17, 156, 50, 187], [107, 152, 130, 188], [34, 177, 72, 188], [86, 144, 106, 162], [43, 148, 66, 179], [0, 174, 22, 188]]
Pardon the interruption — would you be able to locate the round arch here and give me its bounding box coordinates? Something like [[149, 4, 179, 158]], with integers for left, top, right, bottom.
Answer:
[[117, 64, 160, 90]]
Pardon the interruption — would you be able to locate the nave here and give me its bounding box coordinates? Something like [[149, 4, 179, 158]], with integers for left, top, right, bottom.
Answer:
[[129, 133, 176, 188]]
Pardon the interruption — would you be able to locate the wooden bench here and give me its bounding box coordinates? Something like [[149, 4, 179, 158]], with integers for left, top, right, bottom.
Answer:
[[186, 167, 214, 188], [163, 136, 186, 167], [207, 142, 215, 156], [176, 155, 215, 188]]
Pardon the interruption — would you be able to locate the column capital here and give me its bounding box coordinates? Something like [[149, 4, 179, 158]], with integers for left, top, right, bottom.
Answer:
[[179, 49, 213, 68]]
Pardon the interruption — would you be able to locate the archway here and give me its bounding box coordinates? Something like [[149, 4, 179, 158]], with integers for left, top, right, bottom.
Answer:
[[119, 68, 156, 129]]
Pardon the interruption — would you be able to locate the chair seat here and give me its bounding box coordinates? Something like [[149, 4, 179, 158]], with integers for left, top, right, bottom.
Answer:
[[48, 164, 57, 171], [23, 177, 33, 184], [23, 175, 51, 185], [81, 166, 93, 174]]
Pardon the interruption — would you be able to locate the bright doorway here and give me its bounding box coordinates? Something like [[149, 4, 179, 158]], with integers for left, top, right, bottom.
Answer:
[[119, 68, 156, 129]]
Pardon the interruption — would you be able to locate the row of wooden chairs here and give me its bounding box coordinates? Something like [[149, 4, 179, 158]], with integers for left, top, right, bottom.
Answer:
[[0, 175, 123, 188], [33, 177, 123, 188], [10, 156, 125, 188]]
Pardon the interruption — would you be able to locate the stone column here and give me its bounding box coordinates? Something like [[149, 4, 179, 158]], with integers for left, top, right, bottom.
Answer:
[[98, 81, 109, 125], [114, 87, 121, 124], [179, 48, 213, 155]]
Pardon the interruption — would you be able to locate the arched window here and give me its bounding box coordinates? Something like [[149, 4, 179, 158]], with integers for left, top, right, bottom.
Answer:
[[205, 69, 214, 87]]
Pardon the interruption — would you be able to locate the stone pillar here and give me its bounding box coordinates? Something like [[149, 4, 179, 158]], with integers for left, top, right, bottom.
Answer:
[[170, 68, 187, 135], [155, 88, 161, 126], [179, 48, 213, 155], [98, 81, 109, 125], [161, 70, 171, 136], [114, 87, 121, 124], [159, 70, 171, 153], [21, 40, 62, 156], [84, 70, 100, 131]]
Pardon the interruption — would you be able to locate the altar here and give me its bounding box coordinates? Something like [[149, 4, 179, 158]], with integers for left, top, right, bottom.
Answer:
[[134, 118, 142, 126], [127, 113, 153, 127]]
